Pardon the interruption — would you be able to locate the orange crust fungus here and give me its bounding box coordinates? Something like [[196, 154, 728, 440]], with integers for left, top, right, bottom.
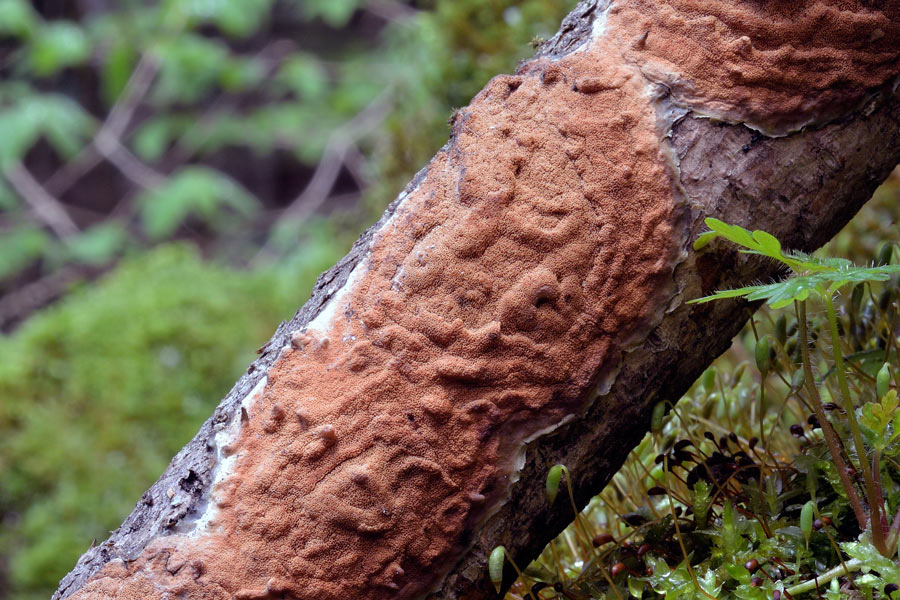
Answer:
[[613, 0, 900, 134], [67, 1, 900, 599]]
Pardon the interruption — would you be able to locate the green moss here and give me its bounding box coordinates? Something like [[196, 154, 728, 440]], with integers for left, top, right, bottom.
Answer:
[[0, 242, 340, 599]]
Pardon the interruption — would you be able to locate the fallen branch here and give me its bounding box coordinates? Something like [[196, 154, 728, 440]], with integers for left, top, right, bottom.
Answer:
[[4, 162, 79, 239], [54, 2, 900, 599]]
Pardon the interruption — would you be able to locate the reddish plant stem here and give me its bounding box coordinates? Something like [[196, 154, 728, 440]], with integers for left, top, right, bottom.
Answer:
[[797, 301, 868, 532]]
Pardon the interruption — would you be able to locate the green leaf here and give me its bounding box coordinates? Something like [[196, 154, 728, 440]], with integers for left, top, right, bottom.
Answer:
[[64, 224, 127, 266], [842, 540, 900, 582], [29, 22, 92, 76], [716, 501, 751, 557], [692, 480, 710, 529], [300, 0, 364, 27], [132, 116, 183, 162], [697, 218, 846, 276], [704, 218, 753, 247], [0, 226, 49, 279], [150, 35, 230, 104], [37, 97, 97, 159], [752, 230, 782, 258], [723, 563, 751, 584], [275, 54, 328, 101], [0, 177, 18, 210], [893, 408, 900, 449], [0, 93, 95, 167], [0, 108, 36, 167], [546, 464, 564, 506], [139, 167, 258, 239], [860, 390, 899, 450], [244, 103, 335, 162], [692, 230, 716, 251], [219, 56, 266, 92], [162, 0, 274, 38], [101, 42, 138, 106], [734, 583, 767, 600], [488, 546, 506, 593], [0, 0, 37, 39], [627, 575, 646, 598], [698, 568, 721, 597], [689, 285, 769, 304], [689, 257, 900, 308], [209, 0, 274, 38]]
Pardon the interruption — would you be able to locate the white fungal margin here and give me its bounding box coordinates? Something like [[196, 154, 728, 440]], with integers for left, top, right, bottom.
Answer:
[[302, 178, 424, 337], [187, 375, 267, 535], [590, 1, 610, 41]]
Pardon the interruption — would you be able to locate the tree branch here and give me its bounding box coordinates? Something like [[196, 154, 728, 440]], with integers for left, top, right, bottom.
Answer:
[[53, 2, 900, 599], [4, 162, 79, 239], [45, 54, 159, 197]]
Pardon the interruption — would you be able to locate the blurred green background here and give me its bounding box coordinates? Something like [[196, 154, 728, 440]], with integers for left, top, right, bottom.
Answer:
[[0, 1, 574, 598], [0, 2, 897, 600]]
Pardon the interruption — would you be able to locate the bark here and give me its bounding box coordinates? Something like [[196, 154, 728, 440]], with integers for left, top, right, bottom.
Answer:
[[55, 1, 900, 599]]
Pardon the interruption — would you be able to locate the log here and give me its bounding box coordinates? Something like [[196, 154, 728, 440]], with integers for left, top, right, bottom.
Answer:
[[55, 1, 900, 599]]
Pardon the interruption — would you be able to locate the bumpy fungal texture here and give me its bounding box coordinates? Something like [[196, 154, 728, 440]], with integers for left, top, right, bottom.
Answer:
[[613, 0, 900, 134], [68, 19, 679, 600], [66, 1, 900, 599]]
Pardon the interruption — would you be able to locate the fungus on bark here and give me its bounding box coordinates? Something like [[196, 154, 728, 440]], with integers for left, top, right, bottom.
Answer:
[[56, 2, 900, 599]]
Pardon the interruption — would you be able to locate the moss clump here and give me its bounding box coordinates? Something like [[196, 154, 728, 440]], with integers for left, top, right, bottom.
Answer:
[[0, 242, 340, 600]]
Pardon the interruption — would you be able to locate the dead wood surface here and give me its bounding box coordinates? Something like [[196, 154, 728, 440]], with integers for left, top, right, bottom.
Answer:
[[55, 2, 900, 599]]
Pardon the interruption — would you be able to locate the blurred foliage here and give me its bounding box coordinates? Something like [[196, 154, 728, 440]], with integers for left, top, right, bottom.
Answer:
[[0, 1, 574, 598]]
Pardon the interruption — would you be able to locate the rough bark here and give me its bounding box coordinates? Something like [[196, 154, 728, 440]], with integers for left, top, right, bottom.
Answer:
[[56, 1, 900, 599]]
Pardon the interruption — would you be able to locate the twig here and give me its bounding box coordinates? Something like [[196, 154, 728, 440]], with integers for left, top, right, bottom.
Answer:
[[95, 133, 167, 189], [251, 88, 393, 265], [286, 88, 393, 218], [0, 265, 95, 330], [168, 40, 298, 165], [342, 143, 371, 190], [784, 558, 862, 597], [824, 293, 885, 553], [798, 300, 869, 531], [105, 55, 159, 138], [663, 457, 719, 600], [365, 0, 421, 22], [45, 54, 160, 197], [4, 162, 79, 239]]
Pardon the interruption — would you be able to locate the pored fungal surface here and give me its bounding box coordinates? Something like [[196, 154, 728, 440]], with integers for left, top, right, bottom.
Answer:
[[67, 1, 898, 598], [610, 0, 900, 134]]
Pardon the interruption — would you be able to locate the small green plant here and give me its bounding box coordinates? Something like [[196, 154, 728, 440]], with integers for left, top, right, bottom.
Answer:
[[690, 218, 900, 558]]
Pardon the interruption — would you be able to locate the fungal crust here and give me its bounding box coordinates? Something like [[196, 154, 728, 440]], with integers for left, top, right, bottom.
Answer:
[[66, 1, 900, 599]]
